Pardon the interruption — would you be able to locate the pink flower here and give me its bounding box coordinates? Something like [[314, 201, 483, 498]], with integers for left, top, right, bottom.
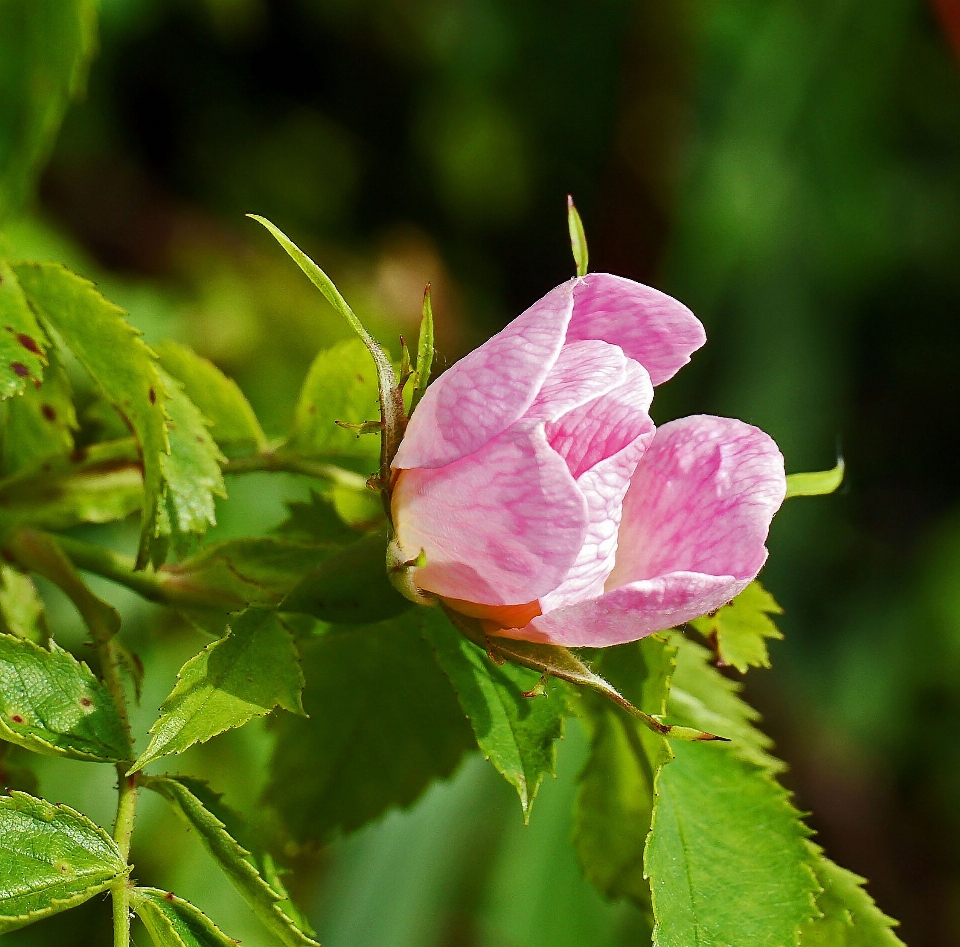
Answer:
[[390, 274, 786, 647]]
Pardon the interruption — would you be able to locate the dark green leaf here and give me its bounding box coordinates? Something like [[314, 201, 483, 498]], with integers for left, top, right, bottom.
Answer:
[[267, 609, 474, 846], [2, 346, 76, 472], [274, 489, 359, 545], [281, 529, 412, 624], [574, 637, 674, 908], [287, 337, 382, 465], [131, 888, 239, 947], [156, 341, 265, 453], [801, 850, 904, 946], [0, 565, 49, 644], [0, 633, 127, 761], [689, 581, 784, 673], [0, 0, 98, 222], [12, 263, 169, 568], [0, 791, 127, 933], [0, 260, 48, 399], [423, 609, 571, 820], [147, 776, 318, 947], [786, 460, 845, 499], [130, 607, 304, 773], [0, 744, 37, 794], [155, 367, 227, 554]]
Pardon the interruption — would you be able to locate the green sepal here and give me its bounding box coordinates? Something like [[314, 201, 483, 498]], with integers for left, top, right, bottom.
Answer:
[[131, 887, 240, 947], [0, 633, 128, 762], [567, 195, 589, 277], [689, 580, 784, 673], [129, 606, 305, 773], [786, 459, 845, 499], [145, 776, 318, 947], [422, 608, 572, 821], [0, 791, 127, 934], [411, 283, 435, 413]]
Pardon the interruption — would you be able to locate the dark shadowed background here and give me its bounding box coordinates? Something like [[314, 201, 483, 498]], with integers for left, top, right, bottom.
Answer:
[[5, 0, 960, 944]]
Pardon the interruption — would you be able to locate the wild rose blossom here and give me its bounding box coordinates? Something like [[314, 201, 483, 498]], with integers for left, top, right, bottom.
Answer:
[[390, 274, 786, 647]]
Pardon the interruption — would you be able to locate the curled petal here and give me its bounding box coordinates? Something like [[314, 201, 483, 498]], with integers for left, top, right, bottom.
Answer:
[[526, 339, 628, 421], [567, 274, 706, 386], [608, 415, 785, 588], [514, 573, 756, 647], [391, 421, 588, 605], [393, 282, 575, 470]]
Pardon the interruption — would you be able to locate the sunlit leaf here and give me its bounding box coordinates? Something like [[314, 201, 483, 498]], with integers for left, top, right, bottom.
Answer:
[[786, 459, 845, 499], [155, 366, 227, 554], [0, 633, 127, 762], [0, 0, 98, 222], [130, 607, 304, 773], [156, 341, 265, 454], [287, 337, 381, 465], [2, 346, 76, 472], [423, 609, 572, 820], [12, 263, 169, 568], [131, 888, 239, 947], [0, 565, 49, 644], [689, 580, 784, 673], [801, 849, 904, 946], [0, 791, 127, 934], [0, 260, 48, 399], [267, 609, 474, 845], [147, 776, 318, 947]]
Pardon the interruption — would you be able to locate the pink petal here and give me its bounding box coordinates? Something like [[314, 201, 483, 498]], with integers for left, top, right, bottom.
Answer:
[[538, 426, 653, 613], [512, 573, 755, 647], [546, 360, 654, 479], [608, 415, 785, 587], [393, 282, 576, 470], [567, 274, 706, 386], [504, 414, 785, 647], [526, 340, 628, 421], [391, 420, 588, 605]]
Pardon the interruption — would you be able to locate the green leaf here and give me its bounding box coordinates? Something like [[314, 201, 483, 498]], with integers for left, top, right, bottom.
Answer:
[[287, 337, 382, 465], [574, 637, 673, 909], [667, 634, 782, 774], [567, 194, 589, 277], [786, 459, 845, 499], [645, 635, 818, 947], [411, 284, 434, 413], [168, 537, 341, 615], [155, 341, 265, 453], [0, 0, 98, 222], [131, 888, 240, 947], [274, 489, 360, 545], [12, 262, 169, 568], [147, 776, 318, 947], [130, 607, 304, 773], [0, 565, 49, 644], [422, 609, 571, 820], [801, 850, 904, 946], [0, 791, 127, 934], [0, 259, 48, 399], [267, 609, 474, 845], [155, 366, 227, 554], [689, 580, 784, 673], [248, 215, 405, 478], [0, 633, 127, 762], [281, 529, 413, 624], [2, 346, 76, 472]]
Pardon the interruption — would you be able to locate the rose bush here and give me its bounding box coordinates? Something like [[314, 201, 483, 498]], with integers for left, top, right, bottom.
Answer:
[[390, 273, 786, 647]]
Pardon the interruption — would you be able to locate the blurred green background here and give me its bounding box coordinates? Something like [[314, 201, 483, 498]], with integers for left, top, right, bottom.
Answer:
[[4, 0, 960, 944]]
